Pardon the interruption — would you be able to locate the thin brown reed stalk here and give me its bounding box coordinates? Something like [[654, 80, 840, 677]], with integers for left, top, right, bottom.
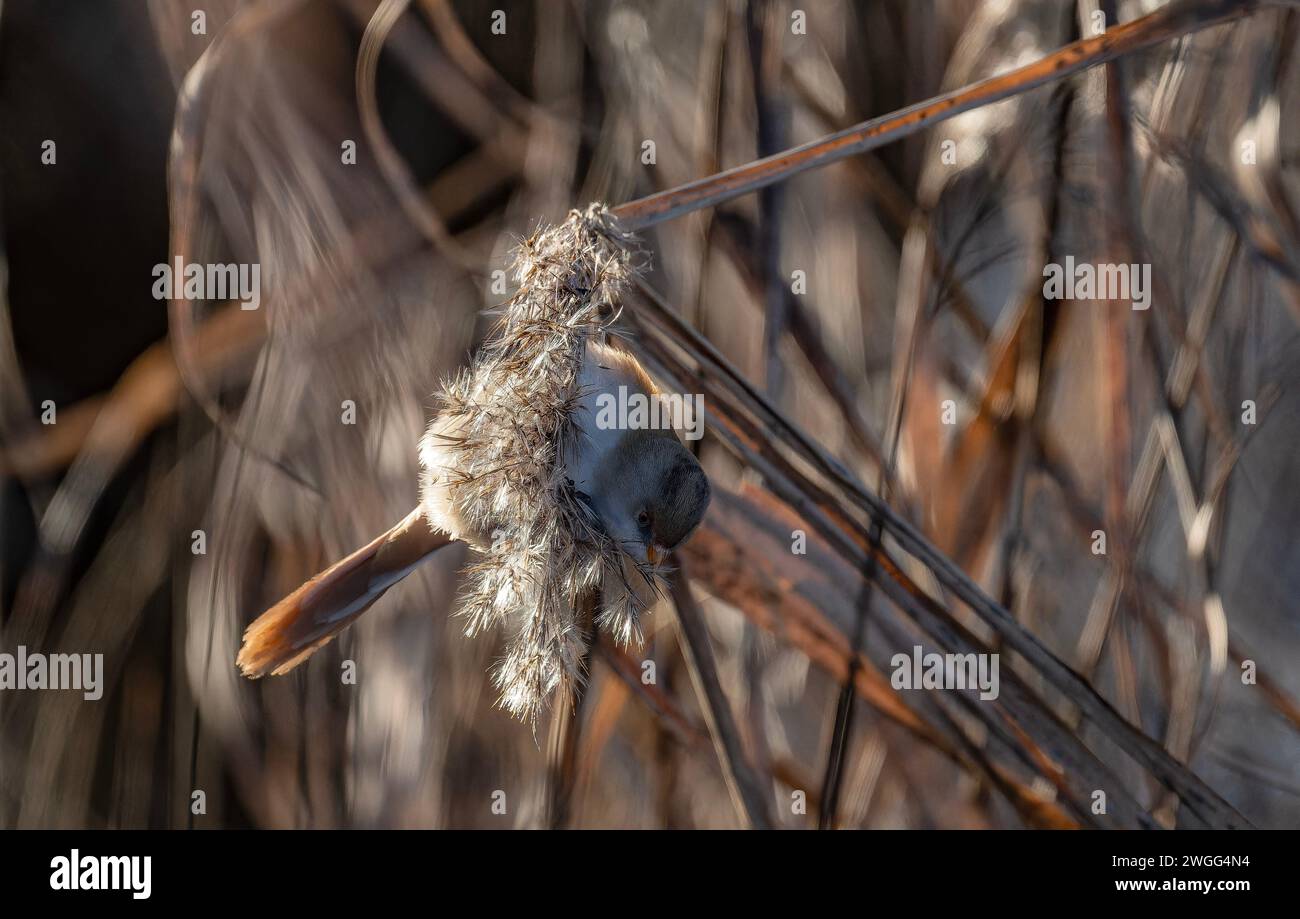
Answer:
[[612, 0, 1261, 231], [669, 561, 774, 829]]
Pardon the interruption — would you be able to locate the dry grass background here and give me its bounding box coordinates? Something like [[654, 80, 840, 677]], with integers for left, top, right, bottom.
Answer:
[[1, 0, 1299, 828]]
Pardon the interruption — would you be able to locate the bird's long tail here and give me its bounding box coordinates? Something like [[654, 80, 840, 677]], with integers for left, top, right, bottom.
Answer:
[[237, 506, 452, 677]]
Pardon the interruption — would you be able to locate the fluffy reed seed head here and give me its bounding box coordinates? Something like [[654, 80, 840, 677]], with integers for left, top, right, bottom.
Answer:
[[435, 204, 655, 722]]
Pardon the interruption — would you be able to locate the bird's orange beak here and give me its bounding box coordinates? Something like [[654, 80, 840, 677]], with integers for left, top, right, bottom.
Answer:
[[645, 545, 659, 566]]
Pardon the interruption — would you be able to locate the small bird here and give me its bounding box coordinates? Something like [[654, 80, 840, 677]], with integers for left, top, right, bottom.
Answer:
[[238, 204, 710, 718], [236, 340, 709, 699]]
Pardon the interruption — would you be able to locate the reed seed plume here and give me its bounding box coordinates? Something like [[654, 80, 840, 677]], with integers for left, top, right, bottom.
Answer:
[[427, 203, 651, 722]]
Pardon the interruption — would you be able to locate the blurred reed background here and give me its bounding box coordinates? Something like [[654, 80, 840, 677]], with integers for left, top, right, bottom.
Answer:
[[1, 0, 1298, 828]]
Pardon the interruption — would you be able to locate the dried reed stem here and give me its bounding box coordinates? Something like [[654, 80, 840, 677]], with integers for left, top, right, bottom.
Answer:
[[612, 0, 1259, 231], [629, 279, 1251, 829], [670, 562, 774, 829]]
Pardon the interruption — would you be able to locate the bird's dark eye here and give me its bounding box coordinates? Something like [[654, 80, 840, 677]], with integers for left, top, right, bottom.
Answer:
[[636, 509, 651, 528]]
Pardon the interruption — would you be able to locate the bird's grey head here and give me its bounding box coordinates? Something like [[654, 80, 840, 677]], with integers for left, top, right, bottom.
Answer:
[[589, 432, 711, 568]]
